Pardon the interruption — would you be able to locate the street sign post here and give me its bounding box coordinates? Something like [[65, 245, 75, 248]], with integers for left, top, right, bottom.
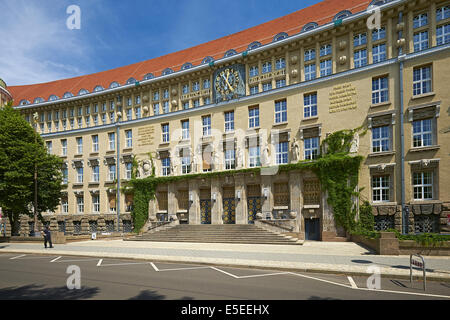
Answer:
[[410, 254, 426, 291]]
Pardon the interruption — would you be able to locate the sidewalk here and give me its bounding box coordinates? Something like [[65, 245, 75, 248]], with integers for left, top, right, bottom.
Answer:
[[1, 239, 449, 281]]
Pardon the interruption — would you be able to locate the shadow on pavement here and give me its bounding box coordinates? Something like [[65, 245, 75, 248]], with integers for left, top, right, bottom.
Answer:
[[308, 296, 341, 300], [128, 290, 195, 300], [0, 284, 99, 300]]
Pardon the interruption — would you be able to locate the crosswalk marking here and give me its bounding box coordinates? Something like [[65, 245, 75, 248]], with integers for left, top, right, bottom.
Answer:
[[50, 256, 62, 263]]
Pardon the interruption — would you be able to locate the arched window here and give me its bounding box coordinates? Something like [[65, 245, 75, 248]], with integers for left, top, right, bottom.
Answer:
[[143, 73, 154, 80], [63, 92, 73, 99], [248, 41, 262, 50], [162, 68, 173, 76], [126, 78, 136, 85], [78, 88, 89, 96], [109, 81, 120, 89], [93, 85, 104, 92], [334, 10, 352, 21], [224, 49, 237, 58], [19, 100, 30, 106], [273, 32, 288, 42], [302, 22, 318, 32], [202, 56, 214, 64], [33, 97, 44, 104], [48, 95, 59, 101], [181, 62, 193, 70]]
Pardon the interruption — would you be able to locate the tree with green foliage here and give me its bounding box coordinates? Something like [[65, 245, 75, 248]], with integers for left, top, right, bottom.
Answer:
[[0, 102, 64, 235]]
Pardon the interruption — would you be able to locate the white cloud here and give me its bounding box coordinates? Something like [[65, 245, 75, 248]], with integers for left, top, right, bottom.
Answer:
[[0, 1, 91, 86]]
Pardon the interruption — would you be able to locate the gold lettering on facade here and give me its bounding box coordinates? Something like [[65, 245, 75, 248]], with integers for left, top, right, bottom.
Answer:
[[137, 126, 154, 146], [248, 69, 286, 85], [329, 83, 357, 113], [181, 89, 211, 101]]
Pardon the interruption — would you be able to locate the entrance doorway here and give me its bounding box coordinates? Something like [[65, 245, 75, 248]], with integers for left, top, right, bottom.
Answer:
[[200, 189, 211, 224], [222, 187, 236, 224], [247, 185, 261, 224], [305, 218, 321, 241]]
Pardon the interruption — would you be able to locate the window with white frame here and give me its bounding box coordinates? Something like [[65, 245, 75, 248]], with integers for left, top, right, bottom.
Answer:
[[320, 59, 332, 77], [413, 31, 429, 52], [372, 126, 390, 152], [320, 44, 332, 57], [304, 93, 317, 118], [276, 78, 286, 88], [203, 79, 211, 89], [249, 146, 261, 167], [202, 115, 211, 137], [163, 101, 169, 113], [125, 130, 132, 148], [135, 95, 141, 105], [153, 91, 160, 101], [92, 165, 100, 182], [101, 114, 106, 124], [181, 153, 191, 174], [304, 137, 319, 160], [372, 175, 390, 202], [204, 97, 211, 105], [193, 99, 200, 108], [162, 123, 169, 143], [62, 166, 68, 184], [154, 103, 160, 115], [77, 117, 82, 128], [372, 27, 386, 41], [46, 141, 52, 154], [108, 164, 116, 181], [225, 111, 234, 132], [127, 97, 132, 107], [276, 57, 286, 69], [275, 142, 289, 164], [93, 115, 98, 126], [373, 43, 387, 63], [249, 66, 258, 77], [92, 195, 100, 213], [305, 64, 316, 80], [354, 32, 367, 46], [108, 132, 115, 150], [413, 118, 433, 147], [76, 167, 83, 183], [125, 162, 132, 180], [413, 171, 433, 200], [262, 82, 272, 92], [249, 107, 260, 128], [436, 24, 450, 45], [61, 139, 67, 156], [76, 137, 83, 154], [304, 49, 315, 62], [182, 84, 189, 94], [135, 107, 142, 119], [413, 13, 428, 29], [109, 112, 115, 123], [61, 198, 68, 213], [85, 117, 90, 127], [181, 120, 190, 140], [126, 109, 132, 120], [372, 76, 389, 104], [182, 101, 189, 110], [250, 86, 259, 95], [262, 61, 272, 73], [77, 196, 84, 213], [162, 157, 171, 176], [354, 49, 367, 68], [92, 135, 99, 152], [413, 66, 432, 96], [192, 81, 200, 92], [163, 89, 169, 99], [437, 5, 450, 21], [275, 100, 287, 123], [225, 149, 236, 170]]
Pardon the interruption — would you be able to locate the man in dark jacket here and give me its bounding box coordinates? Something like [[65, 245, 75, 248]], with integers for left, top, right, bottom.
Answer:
[[43, 226, 53, 249]]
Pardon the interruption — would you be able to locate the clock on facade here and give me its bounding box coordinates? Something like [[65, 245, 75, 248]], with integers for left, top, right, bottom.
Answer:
[[213, 64, 246, 103]]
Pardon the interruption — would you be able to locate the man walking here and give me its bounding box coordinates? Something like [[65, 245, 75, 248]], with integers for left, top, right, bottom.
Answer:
[[42, 226, 53, 249]]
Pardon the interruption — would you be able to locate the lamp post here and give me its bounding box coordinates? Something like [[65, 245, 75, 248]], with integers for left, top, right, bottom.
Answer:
[[32, 112, 39, 237], [116, 99, 122, 233]]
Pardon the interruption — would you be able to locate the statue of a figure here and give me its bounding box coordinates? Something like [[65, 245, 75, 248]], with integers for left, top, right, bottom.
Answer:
[[350, 132, 359, 153], [292, 138, 300, 161], [262, 144, 270, 166], [236, 147, 244, 168], [142, 160, 152, 176]]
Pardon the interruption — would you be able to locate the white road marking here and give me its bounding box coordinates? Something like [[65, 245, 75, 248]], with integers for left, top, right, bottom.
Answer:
[[209, 267, 239, 279], [347, 276, 358, 289], [356, 287, 450, 299], [56, 258, 101, 263], [157, 266, 211, 272], [50, 256, 62, 263], [236, 272, 290, 279], [99, 262, 152, 267], [150, 262, 159, 271], [9, 254, 26, 260], [96, 259, 103, 267], [287, 272, 352, 289]]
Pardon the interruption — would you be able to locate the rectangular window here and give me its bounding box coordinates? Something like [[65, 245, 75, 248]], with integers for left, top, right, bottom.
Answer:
[[153, 91, 160, 101], [62, 198, 68, 213], [85, 117, 90, 127], [304, 49, 315, 62], [182, 101, 189, 110], [436, 24, 450, 45], [225, 111, 234, 132], [163, 89, 169, 99], [108, 132, 116, 150], [276, 142, 289, 164], [413, 31, 429, 52], [193, 99, 200, 108], [135, 95, 141, 105], [77, 107, 83, 117], [153, 103, 160, 115], [202, 115, 211, 137], [305, 64, 316, 81], [163, 101, 169, 113], [413, 172, 433, 200], [76, 137, 83, 154], [92, 135, 99, 152], [93, 115, 99, 126], [182, 155, 191, 174], [225, 149, 236, 170], [76, 167, 83, 183], [413, 66, 432, 96], [110, 112, 115, 122], [126, 109, 132, 120], [320, 44, 332, 57], [92, 165, 100, 182], [372, 126, 390, 152], [437, 5, 450, 21], [62, 167, 68, 185], [304, 93, 318, 118], [276, 58, 286, 69], [77, 117, 82, 128], [203, 79, 211, 89], [46, 141, 52, 154], [125, 130, 132, 148], [182, 120, 190, 140], [192, 82, 200, 92], [372, 27, 386, 41], [249, 66, 259, 77], [108, 164, 116, 181], [262, 61, 272, 74], [276, 78, 286, 88], [354, 33, 367, 46], [262, 82, 272, 92], [85, 106, 90, 115], [54, 111, 59, 121], [249, 146, 261, 167], [372, 76, 389, 104], [92, 195, 100, 213], [304, 137, 319, 160], [162, 123, 169, 143], [204, 97, 211, 105], [102, 103, 107, 112], [372, 43, 387, 63], [135, 107, 142, 119], [125, 163, 132, 180], [77, 196, 84, 213], [162, 157, 171, 176], [127, 97, 132, 107], [249, 107, 260, 128], [320, 59, 332, 77], [101, 114, 106, 124], [413, 13, 428, 29], [250, 86, 259, 95], [354, 49, 367, 68], [61, 139, 67, 156], [413, 119, 433, 147], [275, 100, 287, 123], [182, 84, 189, 94], [372, 176, 390, 202]]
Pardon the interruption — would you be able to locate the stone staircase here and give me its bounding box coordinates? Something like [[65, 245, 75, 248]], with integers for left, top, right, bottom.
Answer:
[[127, 224, 302, 245]]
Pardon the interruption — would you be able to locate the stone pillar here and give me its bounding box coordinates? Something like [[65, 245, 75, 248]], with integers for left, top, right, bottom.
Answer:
[[235, 174, 246, 224], [168, 182, 177, 220], [289, 171, 302, 233], [322, 190, 339, 238], [189, 179, 200, 225], [211, 177, 223, 224], [261, 175, 273, 218]]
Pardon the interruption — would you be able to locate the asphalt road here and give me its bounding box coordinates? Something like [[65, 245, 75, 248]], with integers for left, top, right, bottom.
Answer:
[[0, 253, 449, 301]]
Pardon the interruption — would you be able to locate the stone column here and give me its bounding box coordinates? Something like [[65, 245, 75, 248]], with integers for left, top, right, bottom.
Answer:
[[261, 175, 273, 218], [235, 174, 246, 224], [211, 177, 223, 224], [189, 179, 200, 225], [168, 182, 177, 220], [289, 171, 302, 233]]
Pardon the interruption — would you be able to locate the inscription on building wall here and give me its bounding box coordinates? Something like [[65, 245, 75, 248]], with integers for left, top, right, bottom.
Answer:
[[248, 69, 286, 85], [181, 89, 211, 101], [137, 126, 154, 147], [329, 83, 357, 113]]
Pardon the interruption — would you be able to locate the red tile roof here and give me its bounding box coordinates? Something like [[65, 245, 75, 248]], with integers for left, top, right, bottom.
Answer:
[[9, 0, 372, 106]]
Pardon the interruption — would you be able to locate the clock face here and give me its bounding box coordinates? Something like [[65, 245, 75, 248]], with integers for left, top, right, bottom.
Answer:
[[214, 66, 244, 102]]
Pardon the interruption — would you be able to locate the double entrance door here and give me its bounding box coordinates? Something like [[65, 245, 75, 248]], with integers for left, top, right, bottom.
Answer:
[[222, 187, 236, 224], [247, 185, 262, 224], [200, 189, 211, 224], [305, 218, 321, 241]]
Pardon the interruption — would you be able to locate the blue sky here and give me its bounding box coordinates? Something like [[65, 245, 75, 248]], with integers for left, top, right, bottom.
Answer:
[[0, 0, 318, 86]]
